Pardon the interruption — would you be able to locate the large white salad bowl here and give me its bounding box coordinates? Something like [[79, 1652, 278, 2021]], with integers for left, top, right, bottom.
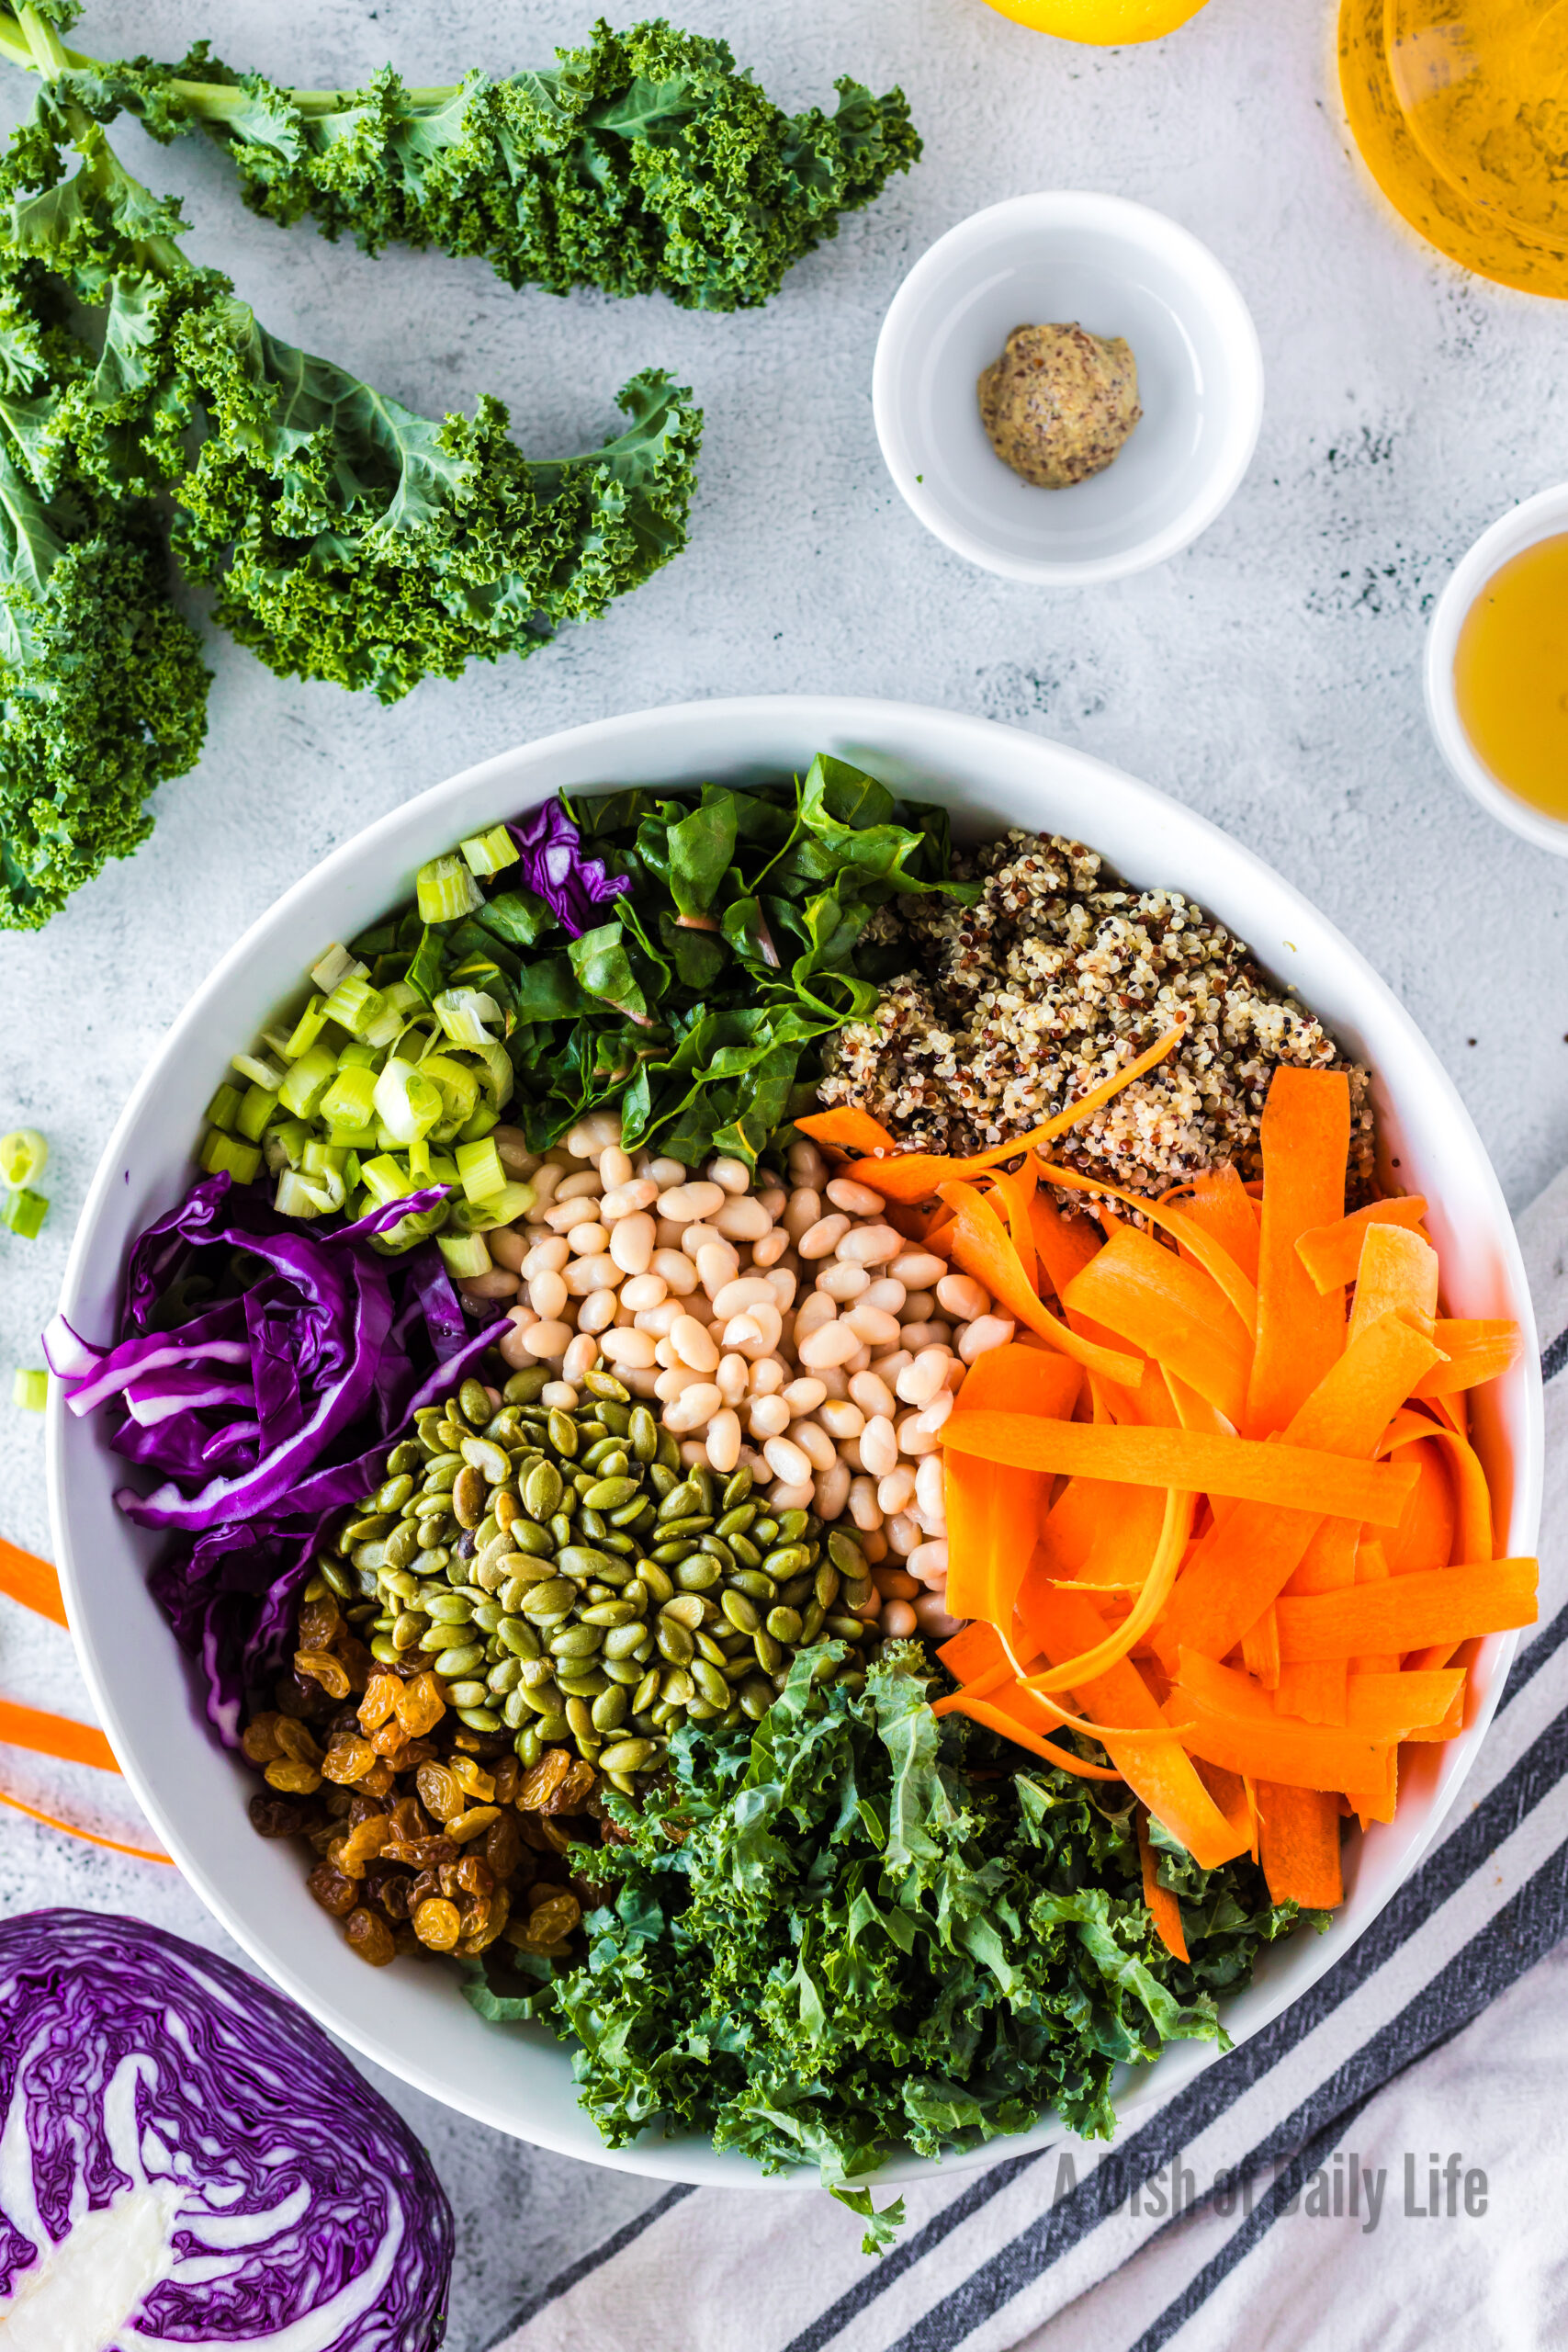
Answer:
[[50, 696, 1542, 2187]]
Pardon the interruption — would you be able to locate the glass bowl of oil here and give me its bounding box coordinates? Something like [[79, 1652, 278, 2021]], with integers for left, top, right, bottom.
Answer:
[[1427, 484, 1568, 854]]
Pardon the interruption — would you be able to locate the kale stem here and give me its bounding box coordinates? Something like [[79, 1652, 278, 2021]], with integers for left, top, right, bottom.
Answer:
[[0, 9, 459, 119]]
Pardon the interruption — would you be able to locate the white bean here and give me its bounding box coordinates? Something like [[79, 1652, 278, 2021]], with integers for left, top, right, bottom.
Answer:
[[790, 1419, 837, 1474], [527, 1164, 563, 1206], [568, 1220, 610, 1257], [654, 1365, 703, 1401], [707, 1157, 751, 1197], [716, 1354, 749, 1404], [498, 1320, 537, 1370], [562, 1257, 622, 1296], [898, 1323, 950, 1352], [680, 1438, 711, 1470], [671, 1315, 719, 1374], [757, 1188, 788, 1222], [797, 1320, 862, 1370], [523, 1236, 570, 1280], [849, 1370, 897, 1419], [957, 1314, 1017, 1363], [836, 1223, 902, 1267], [815, 1458, 852, 1525], [890, 1250, 946, 1288], [713, 1275, 776, 1319], [898, 1290, 937, 1325], [749, 1358, 785, 1396], [937, 1272, 990, 1322], [601, 1178, 660, 1221], [882, 1599, 919, 1639], [787, 1139, 826, 1186], [491, 1125, 536, 1175], [599, 1327, 657, 1369], [762, 1266, 797, 1314], [647, 1157, 686, 1190], [570, 1111, 622, 1154], [908, 1540, 950, 1587], [782, 1188, 822, 1243], [817, 1260, 869, 1303], [713, 1195, 773, 1243], [578, 1289, 620, 1334], [825, 1175, 888, 1216], [598, 1145, 634, 1190], [706, 1407, 743, 1472], [896, 1419, 942, 1460], [781, 1375, 828, 1416], [619, 1272, 668, 1312], [763, 1433, 813, 1487], [848, 1476, 884, 1532], [913, 1594, 963, 1641], [860, 1414, 898, 1477], [886, 1511, 922, 1557], [663, 1383, 725, 1433], [529, 1269, 569, 1320], [818, 1397, 864, 1442], [767, 1477, 816, 1513], [522, 1317, 572, 1359], [795, 1292, 838, 1344], [748, 1395, 791, 1438], [544, 1194, 602, 1233], [555, 1168, 605, 1203], [657, 1181, 726, 1223], [915, 1457, 947, 1521], [539, 1379, 578, 1408], [897, 1348, 952, 1407], [860, 1527, 889, 1563], [844, 1303, 901, 1347], [876, 1465, 917, 1514], [751, 1227, 790, 1268], [650, 1249, 699, 1296], [634, 1299, 683, 1338], [727, 1303, 783, 1354], [798, 1213, 851, 1260], [907, 1391, 953, 1440], [862, 1276, 907, 1316], [488, 1227, 529, 1273], [608, 1212, 656, 1276], [561, 1331, 600, 1383], [817, 1366, 851, 1400]]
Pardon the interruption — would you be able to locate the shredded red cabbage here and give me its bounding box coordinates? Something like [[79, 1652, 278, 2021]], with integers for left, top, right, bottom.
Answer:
[[0, 1908, 452, 2346], [52, 1173, 504, 1745], [506, 796, 630, 935]]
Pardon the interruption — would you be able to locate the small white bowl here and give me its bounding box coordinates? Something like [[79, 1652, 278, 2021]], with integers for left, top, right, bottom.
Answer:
[[1425, 482, 1568, 858], [872, 192, 1264, 585]]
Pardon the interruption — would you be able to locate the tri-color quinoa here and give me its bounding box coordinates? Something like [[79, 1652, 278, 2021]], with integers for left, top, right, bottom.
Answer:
[[820, 831, 1374, 1197]]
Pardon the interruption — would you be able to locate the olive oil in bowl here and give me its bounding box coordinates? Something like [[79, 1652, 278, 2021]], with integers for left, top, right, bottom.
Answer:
[[1453, 535, 1568, 824]]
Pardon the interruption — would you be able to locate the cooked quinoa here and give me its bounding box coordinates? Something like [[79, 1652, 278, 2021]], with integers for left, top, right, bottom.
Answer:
[[820, 830, 1373, 1198]]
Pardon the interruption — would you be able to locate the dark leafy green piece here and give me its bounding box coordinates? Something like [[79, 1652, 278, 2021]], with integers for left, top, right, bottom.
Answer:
[[466, 1646, 1308, 2239]]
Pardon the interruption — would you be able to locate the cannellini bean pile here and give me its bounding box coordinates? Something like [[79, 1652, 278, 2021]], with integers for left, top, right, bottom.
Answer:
[[454, 1117, 1020, 1647]]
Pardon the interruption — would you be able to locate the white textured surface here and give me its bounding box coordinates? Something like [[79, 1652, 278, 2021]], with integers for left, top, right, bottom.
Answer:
[[0, 0, 1564, 2338]]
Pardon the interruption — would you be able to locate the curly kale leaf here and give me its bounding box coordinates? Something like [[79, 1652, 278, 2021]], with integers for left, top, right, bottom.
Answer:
[[0, 442, 209, 928], [466, 1646, 1303, 2219], [87, 18, 920, 312]]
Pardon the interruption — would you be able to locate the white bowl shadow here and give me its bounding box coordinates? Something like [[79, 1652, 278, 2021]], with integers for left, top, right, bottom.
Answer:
[[873, 194, 1264, 585], [51, 695, 1541, 2188]]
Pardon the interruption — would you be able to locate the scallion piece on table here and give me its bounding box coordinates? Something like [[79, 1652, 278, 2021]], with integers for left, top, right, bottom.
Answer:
[[436, 1228, 491, 1278], [283, 993, 331, 1059], [231, 1049, 286, 1091], [416, 855, 484, 924], [0, 1187, 47, 1237], [203, 1082, 244, 1133], [277, 1043, 338, 1119], [322, 975, 388, 1038], [309, 944, 367, 994], [454, 1136, 506, 1202], [317, 1065, 379, 1132], [12, 1369, 47, 1411], [459, 825, 520, 878], [199, 1133, 262, 1184], [235, 1083, 278, 1144], [0, 1129, 47, 1189]]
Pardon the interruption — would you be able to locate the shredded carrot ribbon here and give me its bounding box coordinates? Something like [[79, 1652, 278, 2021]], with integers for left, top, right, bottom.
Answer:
[[0, 1784, 171, 1864], [0, 1537, 68, 1629]]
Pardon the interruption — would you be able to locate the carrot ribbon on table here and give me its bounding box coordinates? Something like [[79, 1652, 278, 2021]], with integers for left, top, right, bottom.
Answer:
[[0, 1537, 68, 1630]]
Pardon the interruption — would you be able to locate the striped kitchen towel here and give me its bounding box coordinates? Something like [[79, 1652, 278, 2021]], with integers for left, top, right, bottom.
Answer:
[[488, 1169, 1567, 2352]]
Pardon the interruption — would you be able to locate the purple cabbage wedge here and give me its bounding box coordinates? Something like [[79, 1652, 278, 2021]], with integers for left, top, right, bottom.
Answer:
[[47, 1172, 503, 1744], [0, 1909, 452, 2346], [506, 796, 630, 935]]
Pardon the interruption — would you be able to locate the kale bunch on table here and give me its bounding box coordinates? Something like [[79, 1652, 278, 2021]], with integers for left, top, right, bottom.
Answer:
[[464, 1645, 1304, 2244], [0, 12, 919, 312]]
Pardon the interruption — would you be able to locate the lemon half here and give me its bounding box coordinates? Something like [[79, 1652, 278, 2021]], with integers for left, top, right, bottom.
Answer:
[[980, 0, 1211, 43]]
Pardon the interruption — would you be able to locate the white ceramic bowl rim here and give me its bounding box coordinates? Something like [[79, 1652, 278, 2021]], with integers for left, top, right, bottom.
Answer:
[[872, 191, 1266, 585], [50, 696, 1542, 2189], [1425, 481, 1568, 858]]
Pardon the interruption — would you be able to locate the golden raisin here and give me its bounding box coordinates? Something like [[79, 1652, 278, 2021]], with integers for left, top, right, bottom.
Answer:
[[265, 1758, 322, 1795], [517, 1747, 571, 1810], [541, 1757, 598, 1815], [360, 1758, 397, 1799], [297, 1595, 343, 1650], [358, 1673, 402, 1733], [332, 1816, 391, 1877], [491, 1754, 521, 1805], [241, 1713, 288, 1766], [344, 1908, 397, 1967], [456, 1886, 511, 1957], [512, 1894, 581, 1951], [275, 1717, 322, 1766], [395, 1671, 447, 1739], [447, 1805, 501, 1846], [307, 1860, 357, 1917], [412, 1897, 462, 1952], [454, 1852, 495, 1899], [449, 1756, 496, 1803], [415, 1762, 466, 1823], [321, 1733, 378, 1785], [483, 1811, 525, 1881], [294, 1649, 351, 1701], [334, 1635, 375, 1694], [389, 1794, 432, 1845]]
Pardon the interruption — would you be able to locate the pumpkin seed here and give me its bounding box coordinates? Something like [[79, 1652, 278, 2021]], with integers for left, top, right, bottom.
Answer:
[[721, 1589, 761, 1635], [628, 1407, 659, 1463], [584, 1475, 641, 1511], [434, 1642, 485, 1678], [591, 1685, 628, 1733], [767, 1606, 805, 1645], [547, 1408, 579, 1459], [599, 1736, 658, 1773], [583, 1368, 630, 1403], [656, 1619, 695, 1667], [461, 1435, 510, 1485]]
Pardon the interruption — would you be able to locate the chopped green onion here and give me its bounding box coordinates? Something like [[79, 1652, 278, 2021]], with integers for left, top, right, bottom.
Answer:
[[302, 1140, 349, 1177], [327, 1122, 378, 1151], [455, 1136, 506, 1202], [436, 1229, 491, 1278], [416, 854, 483, 924], [470, 1037, 515, 1110], [459, 824, 520, 878], [0, 1129, 47, 1189], [310, 944, 367, 994], [359, 1153, 412, 1206], [203, 1082, 244, 1133], [450, 1181, 536, 1232], [277, 1042, 338, 1119], [433, 987, 502, 1046], [12, 1369, 47, 1412], [0, 1187, 48, 1237], [284, 994, 330, 1059], [231, 1048, 286, 1091], [335, 1041, 382, 1072], [259, 1026, 296, 1062], [417, 1052, 479, 1137], [322, 975, 388, 1038], [199, 1132, 262, 1185], [457, 1101, 502, 1145], [344, 1149, 364, 1192], [263, 1118, 311, 1173], [317, 1064, 379, 1132], [372, 1058, 444, 1146], [274, 1170, 330, 1218], [234, 1083, 278, 1144]]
